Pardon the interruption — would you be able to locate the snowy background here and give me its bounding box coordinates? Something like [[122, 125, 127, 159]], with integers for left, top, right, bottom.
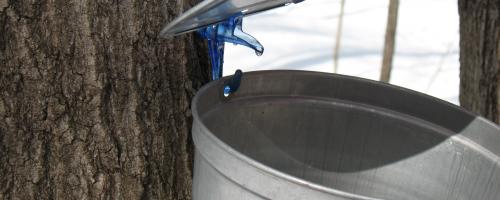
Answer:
[[223, 0, 460, 104]]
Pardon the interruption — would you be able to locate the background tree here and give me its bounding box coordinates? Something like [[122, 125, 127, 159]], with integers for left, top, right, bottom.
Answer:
[[0, 0, 210, 199], [333, 0, 346, 73], [458, 0, 499, 124], [379, 0, 400, 82]]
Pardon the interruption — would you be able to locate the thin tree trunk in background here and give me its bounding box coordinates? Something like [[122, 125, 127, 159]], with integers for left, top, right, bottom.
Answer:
[[0, 0, 210, 199], [458, 0, 499, 124], [333, 0, 346, 73], [380, 0, 399, 83]]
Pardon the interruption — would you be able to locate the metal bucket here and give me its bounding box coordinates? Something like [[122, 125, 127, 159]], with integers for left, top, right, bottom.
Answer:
[[191, 70, 500, 200]]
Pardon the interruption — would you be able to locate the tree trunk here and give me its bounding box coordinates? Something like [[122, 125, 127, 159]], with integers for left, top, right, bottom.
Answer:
[[0, 0, 210, 199], [458, 0, 499, 124], [333, 0, 346, 73], [380, 0, 399, 83]]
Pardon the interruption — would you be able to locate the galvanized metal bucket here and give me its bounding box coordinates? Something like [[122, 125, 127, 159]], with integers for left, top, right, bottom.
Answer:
[[191, 70, 500, 200]]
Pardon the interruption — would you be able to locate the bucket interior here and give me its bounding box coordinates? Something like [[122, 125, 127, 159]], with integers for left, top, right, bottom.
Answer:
[[195, 71, 500, 200]]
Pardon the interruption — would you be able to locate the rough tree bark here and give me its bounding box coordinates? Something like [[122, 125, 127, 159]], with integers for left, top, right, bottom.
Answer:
[[380, 0, 399, 83], [0, 0, 210, 199], [458, 0, 499, 124]]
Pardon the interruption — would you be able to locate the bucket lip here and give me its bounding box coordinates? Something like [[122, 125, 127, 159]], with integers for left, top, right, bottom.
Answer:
[[196, 69, 498, 129], [191, 70, 500, 199]]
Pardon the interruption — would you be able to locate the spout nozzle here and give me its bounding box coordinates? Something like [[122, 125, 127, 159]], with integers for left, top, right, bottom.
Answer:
[[216, 15, 264, 57], [198, 14, 264, 80]]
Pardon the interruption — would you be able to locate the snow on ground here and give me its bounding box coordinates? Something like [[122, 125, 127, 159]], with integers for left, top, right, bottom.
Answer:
[[223, 0, 460, 104]]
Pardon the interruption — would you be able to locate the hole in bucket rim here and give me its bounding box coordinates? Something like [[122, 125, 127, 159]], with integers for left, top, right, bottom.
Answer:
[[223, 85, 231, 97]]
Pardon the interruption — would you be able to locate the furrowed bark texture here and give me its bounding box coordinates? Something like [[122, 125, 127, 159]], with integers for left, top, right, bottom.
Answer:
[[458, 0, 499, 123], [0, 0, 210, 199]]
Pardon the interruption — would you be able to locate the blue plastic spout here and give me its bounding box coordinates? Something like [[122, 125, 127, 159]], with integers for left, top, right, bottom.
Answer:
[[198, 14, 264, 80]]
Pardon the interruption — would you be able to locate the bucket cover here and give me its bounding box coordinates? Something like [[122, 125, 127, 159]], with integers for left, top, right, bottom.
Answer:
[[160, 0, 302, 37]]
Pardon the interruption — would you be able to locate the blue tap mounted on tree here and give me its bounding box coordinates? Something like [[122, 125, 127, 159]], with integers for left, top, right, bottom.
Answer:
[[159, 0, 305, 81]]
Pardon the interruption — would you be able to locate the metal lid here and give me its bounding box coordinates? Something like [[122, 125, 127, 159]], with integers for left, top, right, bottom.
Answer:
[[160, 0, 303, 37]]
